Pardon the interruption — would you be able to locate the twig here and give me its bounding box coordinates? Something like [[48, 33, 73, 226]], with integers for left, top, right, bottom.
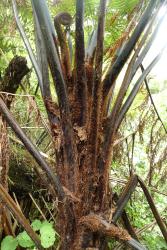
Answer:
[[140, 64, 167, 134], [0, 92, 34, 97], [41, 197, 60, 237], [109, 177, 167, 196], [29, 193, 46, 220], [41, 196, 57, 224], [13, 193, 22, 212], [136, 216, 166, 235], [0, 184, 43, 250]]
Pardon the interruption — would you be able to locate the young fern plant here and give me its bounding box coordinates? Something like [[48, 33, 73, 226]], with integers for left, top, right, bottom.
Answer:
[[1, 220, 58, 250]]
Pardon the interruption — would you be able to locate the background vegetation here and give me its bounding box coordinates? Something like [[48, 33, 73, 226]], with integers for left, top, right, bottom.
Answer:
[[0, 0, 167, 249]]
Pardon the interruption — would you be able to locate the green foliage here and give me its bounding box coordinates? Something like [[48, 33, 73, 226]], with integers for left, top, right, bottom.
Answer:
[[111, 0, 139, 14], [40, 221, 56, 248], [142, 232, 167, 250], [17, 231, 35, 248], [31, 219, 42, 231], [110, 83, 167, 248], [0, 220, 57, 249], [1, 236, 18, 250]]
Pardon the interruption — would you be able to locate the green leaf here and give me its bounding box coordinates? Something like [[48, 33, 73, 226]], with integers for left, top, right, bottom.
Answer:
[[40, 221, 56, 248], [1, 236, 18, 250], [17, 231, 35, 248], [31, 219, 42, 231]]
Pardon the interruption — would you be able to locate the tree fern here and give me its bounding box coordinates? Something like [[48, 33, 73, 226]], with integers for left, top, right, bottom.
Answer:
[[110, 0, 139, 14]]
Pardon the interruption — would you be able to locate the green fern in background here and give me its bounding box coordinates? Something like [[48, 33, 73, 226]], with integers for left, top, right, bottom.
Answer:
[[111, 0, 139, 13]]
